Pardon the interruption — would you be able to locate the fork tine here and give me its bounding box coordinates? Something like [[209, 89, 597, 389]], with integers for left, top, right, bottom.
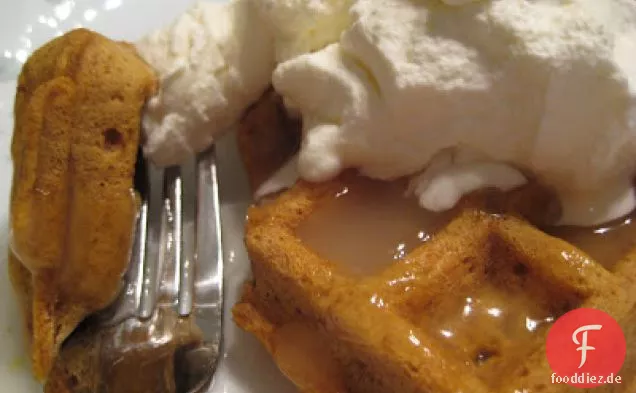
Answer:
[[178, 238, 196, 316], [178, 162, 196, 317], [131, 150, 150, 313], [169, 168, 184, 309], [98, 185, 149, 326], [138, 165, 168, 319], [137, 168, 175, 319], [131, 198, 149, 312], [149, 166, 184, 312], [164, 166, 183, 306], [195, 146, 224, 345]]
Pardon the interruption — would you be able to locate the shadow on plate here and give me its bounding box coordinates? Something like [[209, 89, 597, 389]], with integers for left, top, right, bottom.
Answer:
[[223, 329, 297, 393], [217, 132, 252, 205]]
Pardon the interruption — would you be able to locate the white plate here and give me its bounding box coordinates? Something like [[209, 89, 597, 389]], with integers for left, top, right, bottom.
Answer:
[[0, 1, 297, 392]]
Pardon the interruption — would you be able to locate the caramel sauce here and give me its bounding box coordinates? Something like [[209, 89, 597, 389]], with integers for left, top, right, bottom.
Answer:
[[420, 285, 556, 387], [547, 212, 636, 270], [297, 178, 636, 274], [295, 178, 636, 390], [272, 323, 345, 393], [296, 179, 452, 276]]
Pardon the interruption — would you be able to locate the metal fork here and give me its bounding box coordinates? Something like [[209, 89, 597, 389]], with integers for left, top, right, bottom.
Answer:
[[98, 147, 224, 393]]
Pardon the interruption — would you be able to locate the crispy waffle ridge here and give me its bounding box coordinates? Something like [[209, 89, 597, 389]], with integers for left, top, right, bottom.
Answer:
[[232, 92, 636, 393], [8, 28, 157, 382]]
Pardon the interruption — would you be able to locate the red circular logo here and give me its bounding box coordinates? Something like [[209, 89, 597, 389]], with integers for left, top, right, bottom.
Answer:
[[545, 308, 626, 388]]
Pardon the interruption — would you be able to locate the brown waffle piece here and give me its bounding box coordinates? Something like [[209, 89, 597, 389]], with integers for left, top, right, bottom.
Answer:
[[232, 93, 636, 393], [236, 88, 301, 192], [9, 28, 157, 382]]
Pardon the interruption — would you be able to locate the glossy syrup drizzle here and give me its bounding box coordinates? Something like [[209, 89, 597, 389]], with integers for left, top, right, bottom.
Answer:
[[296, 178, 452, 276], [297, 178, 636, 275], [272, 323, 345, 393], [547, 211, 636, 270], [420, 285, 558, 387], [295, 179, 636, 390]]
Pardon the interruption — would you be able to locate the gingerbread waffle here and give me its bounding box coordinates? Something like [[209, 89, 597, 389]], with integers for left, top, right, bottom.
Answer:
[[232, 91, 636, 393], [9, 28, 157, 382]]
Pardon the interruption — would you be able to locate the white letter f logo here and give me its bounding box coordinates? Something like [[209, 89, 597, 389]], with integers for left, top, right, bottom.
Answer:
[[572, 324, 603, 368]]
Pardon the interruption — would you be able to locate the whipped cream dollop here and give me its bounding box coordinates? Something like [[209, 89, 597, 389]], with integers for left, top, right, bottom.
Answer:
[[137, 0, 636, 226], [135, 1, 275, 164], [135, 0, 350, 165]]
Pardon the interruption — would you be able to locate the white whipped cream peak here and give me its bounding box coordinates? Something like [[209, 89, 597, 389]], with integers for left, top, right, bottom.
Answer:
[[254, 0, 353, 63], [407, 148, 527, 212], [136, 1, 276, 166], [137, 0, 636, 226], [273, 0, 636, 226], [135, 0, 350, 166]]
